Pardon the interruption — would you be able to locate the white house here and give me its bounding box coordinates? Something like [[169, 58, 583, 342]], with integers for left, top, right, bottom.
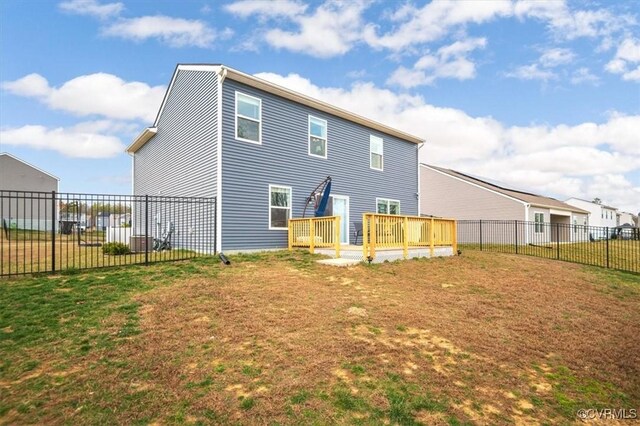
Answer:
[[565, 198, 617, 228], [617, 211, 638, 227]]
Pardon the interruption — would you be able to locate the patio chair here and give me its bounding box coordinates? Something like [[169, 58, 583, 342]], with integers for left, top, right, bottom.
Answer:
[[353, 221, 363, 245]]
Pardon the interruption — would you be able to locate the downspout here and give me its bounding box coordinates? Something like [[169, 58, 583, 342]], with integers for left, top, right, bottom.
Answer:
[[417, 142, 425, 215], [524, 203, 530, 244], [215, 67, 227, 254]]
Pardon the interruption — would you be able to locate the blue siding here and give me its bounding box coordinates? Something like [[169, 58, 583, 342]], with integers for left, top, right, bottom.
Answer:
[[220, 79, 418, 251]]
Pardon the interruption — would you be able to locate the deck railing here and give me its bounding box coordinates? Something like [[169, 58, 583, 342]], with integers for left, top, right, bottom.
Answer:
[[363, 213, 457, 260], [288, 216, 341, 257]]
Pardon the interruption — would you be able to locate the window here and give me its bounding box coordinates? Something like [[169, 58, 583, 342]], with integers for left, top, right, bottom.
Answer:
[[236, 92, 261, 143], [308, 116, 327, 158], [269, 185, 291, 229], [376, 198, 400, 215], [573, 218, 577, 234], [370, 135, 383, 170], [534, 212, 544, 233]]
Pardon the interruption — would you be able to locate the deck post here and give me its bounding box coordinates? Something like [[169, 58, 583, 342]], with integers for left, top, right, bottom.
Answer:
[[287, 220, 292, 251], [362, 214, 368, 260], [452, 220, 457, 255], [335, 216, 341, 258], [403, 216, 409, 259], [430, 217, 435, 257], [309, 218, 315, 254], [370, 215, 376, 259]]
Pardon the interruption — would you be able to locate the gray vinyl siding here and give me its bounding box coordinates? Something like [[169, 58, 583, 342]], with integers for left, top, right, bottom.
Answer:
[[134, 69, 218, 197], [420, 166, 525, 220], [220, 79, 418, 251], [1, 154, 58, 231], [132, 70, 218, 252]]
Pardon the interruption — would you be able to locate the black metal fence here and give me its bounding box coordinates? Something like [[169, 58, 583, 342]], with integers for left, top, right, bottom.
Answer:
[[1, 190, 217, 276], [457, 220, 639, 273]]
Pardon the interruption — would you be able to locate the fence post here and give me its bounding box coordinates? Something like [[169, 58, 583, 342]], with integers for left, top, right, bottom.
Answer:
[[51, 191, 56, 273], [430, 217, 435, 257], [605, 227, 609, 268], [335, 216, 341, 258], [309, 218, 315, 254], [213, 197, 217, 254], [515, 220, 518, 254], [362, 214, 368, 260], [556, 224, 560, 260], [403, 216, 409, 259], [479, 219, 483, 251], [145, 195, 149, 265], [452, 220, 457, 255], [370, 215, 377, 259]]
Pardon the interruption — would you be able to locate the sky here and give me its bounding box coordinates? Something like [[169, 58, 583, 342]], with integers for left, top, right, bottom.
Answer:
[[0, 0, 639, 213]]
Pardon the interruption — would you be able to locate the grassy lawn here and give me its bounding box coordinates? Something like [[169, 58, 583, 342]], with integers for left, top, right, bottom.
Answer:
[[1, 251, 638, 425], [1, 232, 199, 275], [459, 239, 640, 273]]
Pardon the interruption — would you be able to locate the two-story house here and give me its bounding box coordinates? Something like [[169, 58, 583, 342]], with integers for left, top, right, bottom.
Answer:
[[127, 64, 423, 252], [565, 198, 618, 228]]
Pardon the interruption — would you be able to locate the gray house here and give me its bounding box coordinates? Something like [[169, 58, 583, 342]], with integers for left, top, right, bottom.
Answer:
[[1, 153, 59, 231], [420, 164, 589, 243], [127, 64, 423, 252]]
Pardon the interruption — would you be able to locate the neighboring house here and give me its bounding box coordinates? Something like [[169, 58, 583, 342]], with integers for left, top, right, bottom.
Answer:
[[0, 152, 59, 231], [109, 213, 131, 228], [565, 198, 617, 230], [420, 164, 589, 243], [617, 211, 637, 227], [94, 212, 110, 231], [127, 64, 422, 252]]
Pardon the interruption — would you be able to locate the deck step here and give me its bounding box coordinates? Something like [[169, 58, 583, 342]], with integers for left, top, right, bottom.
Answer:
[[316, 258, 361, 267]]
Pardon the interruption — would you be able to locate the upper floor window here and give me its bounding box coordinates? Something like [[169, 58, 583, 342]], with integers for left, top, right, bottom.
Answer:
[[370, 135, 383, 170], [269, 185, 291, 230], [308, 116, 327, 158], [236, 92, 261, 144], [377, 198, 400, 215]]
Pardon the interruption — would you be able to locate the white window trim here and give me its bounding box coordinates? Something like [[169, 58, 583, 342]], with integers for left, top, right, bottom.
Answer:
[[376, 197, 401, 215], [268, 184, 292, 230], [235, 91, 262, 145], [370, 135, 384, 171], [534, 212, 544, 234], [308, 115, 327, 159]]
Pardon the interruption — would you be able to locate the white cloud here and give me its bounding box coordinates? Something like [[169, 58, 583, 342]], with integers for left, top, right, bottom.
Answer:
[[102, 16, 228, 48], [387, 38, 487, 88], [224, 0, 308, 19], [570, 67, 599, 85], [505, 64, 557, 81], [364, 0, 511, 51], [253, 72, 640, 212], [606, 38, 640, 81], [2, 73, 165, 122], [0, 122, 125, 159], [514, 0, 636, 41], [263, 1, 368, 57], [539, 47, 575, 67], [58, 0, 123, 19]]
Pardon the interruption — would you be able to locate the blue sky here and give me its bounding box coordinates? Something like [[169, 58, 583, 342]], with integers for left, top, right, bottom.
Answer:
[[1, 0, 639, 212]]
